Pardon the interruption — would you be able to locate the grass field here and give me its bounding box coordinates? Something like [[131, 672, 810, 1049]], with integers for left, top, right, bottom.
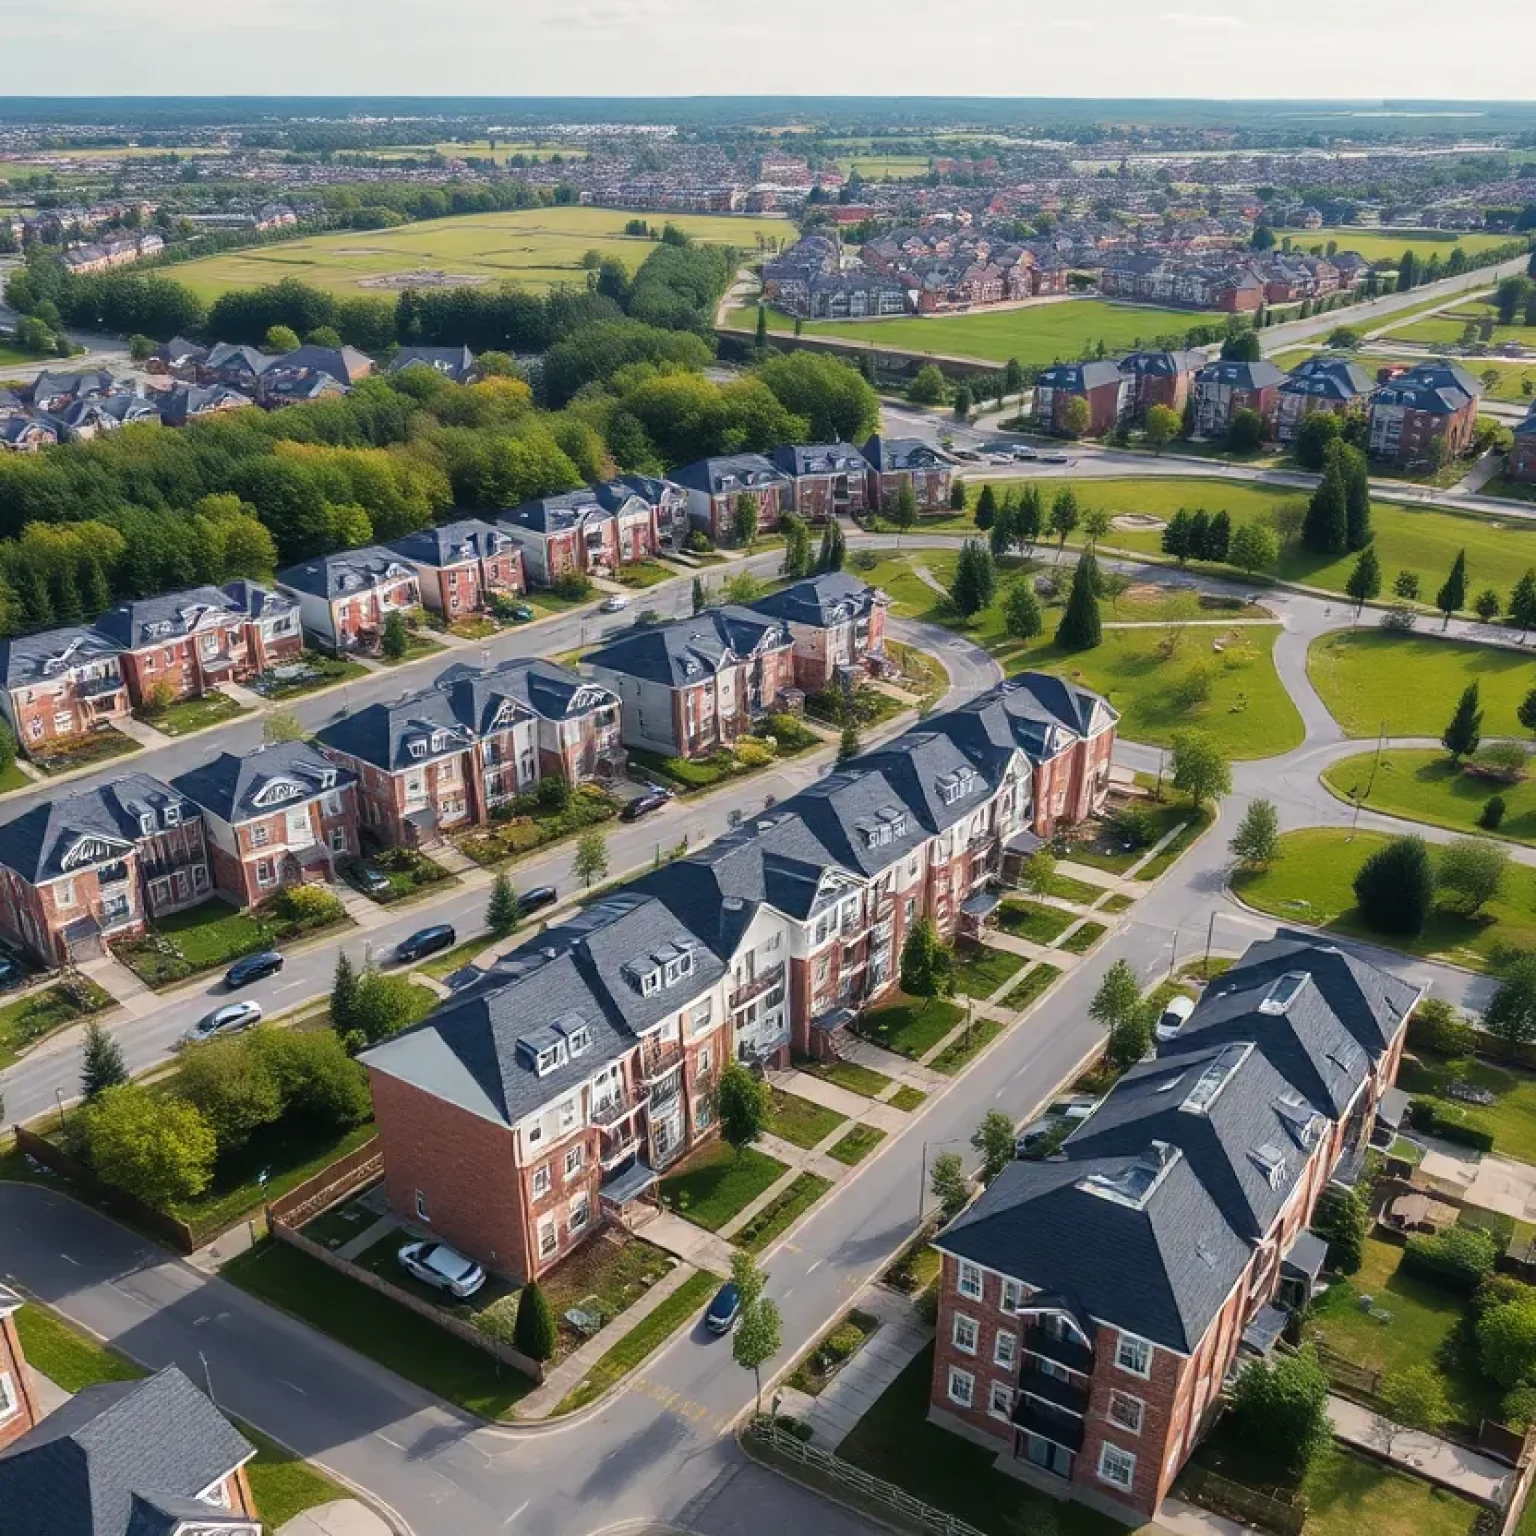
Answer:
[[1308, 631, 1536, 738], [1375, 297, 1533, 349], [1231, 826, 1536, 970], [1322, 748, 1536, 845], [170, 206, 794, 301], [836, 154, 933, 179], [1300, 228, 1517, 264]]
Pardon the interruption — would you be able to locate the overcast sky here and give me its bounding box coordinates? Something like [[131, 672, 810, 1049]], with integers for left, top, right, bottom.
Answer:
[[4, 0, 1531, 101]]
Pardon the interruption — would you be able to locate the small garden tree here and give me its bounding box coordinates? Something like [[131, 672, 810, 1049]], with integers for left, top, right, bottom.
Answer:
[[715, 1061, 771, 1157], [1443, 682, 1483, 762], [1228, 1347, 1332, 1480], [262, 709, 305, 744], [1478, 1292, 1536, 1388], [487, 872, 519, 938], [1229, 521, 1278, 578], [887, 481, 917, 547], [1021, 848, 1058, 898], [900, 916, 955, 1008], [514, 1281, 559, 1362], [80, 1019, 127, 1101], [1476, 588, 1502, 623], [1352, 835, 1435, 936], [733, 1275, 782, 1413], [1226, 408, 1264, 454], [930, 1150, 970, 1221], [974, 485, 997, 531], [1437, 548, 1468, 628], [949, 539, 997, 621], [1345, 545, 1381, 619], [1509, 569, 1536, 639], [732, 493, 760, 551], [573, 827, 609, 888], [1230, 798, 1280, 866], [381, 610, 409, 660], [838, 719, 861, 764], [1377, 1365, 1451, 1452], [1437, 836, 1509, 915], [1048, 488, 1080, 554], [1313, 1184, 1368, 1275], [972, 1110, 1016, 1186], [1055, 553, 1102, 651], [1144, 404, 1181, 454], [1170, 729, 1231, 808], [330, 951, 359, 1039], [1003, 581, 1043, 641], [1394, 570, 1421, 602]]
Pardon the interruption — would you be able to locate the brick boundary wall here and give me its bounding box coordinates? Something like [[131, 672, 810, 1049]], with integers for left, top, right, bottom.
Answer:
[[265, 1137, 382, 1227]]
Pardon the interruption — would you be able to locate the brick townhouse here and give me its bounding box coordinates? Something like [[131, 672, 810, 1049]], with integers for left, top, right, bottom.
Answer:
[[92, 581, 303, 706], [929, 938, 1419, 1525], [0, 1287, 262, 1536], [861, 434, 953, 513], [1274, 355, 1375, 442], [746, 572, 889, 693], [671, 454, 794, 545], [1033, 362, 1131, 438], [362, 890, 734, 1281], [595, 472, 690, 551], [386, 518, 527, 619], [1511, 406, 1536, 484], [172, 742, 360, 907], [1191, 359, 1287, 438], [0, 625, 129, 756], [1117, 351, 1200, 420], [584, 607, 796, 761], [1367, 361, 1481, 469], [388, 344, 476, 384], [769, 443, 873, 521], [497, 484, 658, 585], [0, 774, 211, 966], [276, 546, 422, 655]]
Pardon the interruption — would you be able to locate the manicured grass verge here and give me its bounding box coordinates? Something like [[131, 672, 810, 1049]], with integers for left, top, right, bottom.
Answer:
[[767, 1089, 847, 1150], [136, 691, 250, 737], [0, 978, 114, 1071], [827, 1124, 887, 1165], [379, 631, 446, 667], [951, 944, 1025, 999], [737, 1172, 833, 1253], [854, 995, 965, 1059], [796, 1056, 894, 1098], [553, 1269, 720, 1414], [239, 1423, 349, 1530], [1102, 892, 1134, 914], [1061, 921, 1107, 954], [1001, 962, 1062, 1011], [930, 1019, 1006, 1077], [1040, 871, 1108, 904], [658, 1142, 788, 1231], [1303, 1445, 1483, 1536], [223, 1241, 535, 1418], [995, 899, 1074, 944], [416, 933, 494, 979], [890, 1085, 927, 1112], [1398, 1052, 1536, 1164], [1134, 803, 1215, 881], [1322, 747, 1536, 845], [1308, 630, 1536, 738], [1231, 826, 1536, 970]]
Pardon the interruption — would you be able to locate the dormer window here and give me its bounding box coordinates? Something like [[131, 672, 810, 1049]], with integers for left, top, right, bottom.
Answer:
[[163, 804, 181, 826], [664, 953, 693, 986], [567, 1025, 591, 1057], [634, 966, 661, 997], [320, 768, 337, 789], [139, 813, 154, 835], [430, 731, 447, 752], [537, 1044, 565, 1075], [408, 739, 427, 760]]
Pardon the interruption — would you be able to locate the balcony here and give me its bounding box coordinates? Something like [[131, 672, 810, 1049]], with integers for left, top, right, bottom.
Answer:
[[640, 1036, 683, 1082], [1017, 1362, 1089, 1417], [1023, 1325, 1094, 1376], [1011, 1396, 1085, 1454], [600, 1123, 641, 1169], [590, 1087, 641, 1128], [730, 961, 785, 1012]]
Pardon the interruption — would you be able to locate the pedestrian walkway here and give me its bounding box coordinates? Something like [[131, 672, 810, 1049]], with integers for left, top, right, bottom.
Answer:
[[518, 1259, 701, 1418], [334, 1212, 397, 1262], [836, 1034, 946, 1092], [112, 714, 169, 748], [76, 952, 157, 1015], [329, 881, 394, 932], [218, 679, 265, 710], [641, 1209, 736, 1274], [1154, 1496, 1253, 1536], [769, 1069, 909, 1135], [983, 929, 1081, 969], [1326, 1393, 1512, 1506], [427, 841, 481, 876], [278, 1501, 393, 1536]]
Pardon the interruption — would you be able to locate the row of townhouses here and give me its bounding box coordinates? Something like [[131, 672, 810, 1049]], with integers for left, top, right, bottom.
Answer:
[[358, 671, 1119, 1285]]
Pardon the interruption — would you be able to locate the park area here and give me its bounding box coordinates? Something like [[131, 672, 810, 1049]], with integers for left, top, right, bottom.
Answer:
[[1321, 748, 1536, 847], [1305, 228, 1516, 266], [169, 205, 794, 301]]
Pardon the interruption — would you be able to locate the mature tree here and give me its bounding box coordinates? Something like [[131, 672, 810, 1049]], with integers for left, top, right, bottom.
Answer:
[[715, 1061, 771, 1157], [1229, 1349, 1334, 1480], [1145, 403, 1181, 453], [780, 514, 814, 580], [732, 493, 760, 551], [514, 1281, 559, 1362], [1353, 835, 1436, 936], [1082, 507, 1111, 550], [81, 1084, 216, 1208], [381, 609, 408, 661], [1055, 553, 1102, 651], [1206, 509, 1232, 564], [1230, 798, 1281, 866], [1437, 548, 1469, 627], [1226, 408, 1265, 454], [345, 968, 428, 1048], [262, 709, 305, 744], [1162, 509, 1193, 564], [988, 496, 1016, 559], [1484, 952, 1536, 1054], [1343, 446, 1372, 551], [1089, 959, 1143, 1034], [952, 383, 973, 420], [487, 872, 519, 938], [1229, 521, 1278, 577], [573, 827, 609, 888], [1048, 488, 1080, 554], [733, 1285, 782, 1413], [1294, 411, 1343, 472], [930, 1149, 970, 1222], [886, 480, 917, 547], [1520, 685, 1536, 740], [972, 1110, 1017, 1186], [330, 951, 359, 1040], [1003, 581, 1043, 641], [1015, 486, 1042, 552], [1397, 251, 1419, 292], [1187, 509, 1212, 562], [724, 570, 764, 605], [1313, 1184, 1368, 1275], [949, 539, 997, 621], [177, 1033, 283, 1153], [974, 484, 997, 531], [253, 1028, 370, 1132], [1479, 1293, 1536, 1388], [838, 720, 861, 764], [1510, 570, 1536, 639], [1395, 569, 1421, 601], [1170, 729, 1231, 808], [1220, 331, 1263, 363], [80, 1019, 127, 1101], [1061, 396, 1092, 439], [907, 364, 948, 406], [1443, 682, 1483, 762], [265, 324, 301, 353], [1302, 451, 1349, 555], [1437, 837, 1509, 915], [1346, 545, 1381, 618], [899, 916, 955, 1008], [1107, 1008, 1155, 1070], [756, 350, 880, 444]]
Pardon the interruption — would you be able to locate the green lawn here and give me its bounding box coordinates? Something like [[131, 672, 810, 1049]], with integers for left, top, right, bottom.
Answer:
[[1398, 1052, 1536, 1164], [1231, 826, 1536, 970], [1061, 797, 1198, 874], [1134, 803, 1216, 880], [379, 631, 446, 667], [538, 1233, 674, 1335], [951, 944, 1025, 999], [1303, 1446, 1482, 1536], [1102, 892, 1134, 914], [357, 846, 458, 905], [1061, 921, 1108, 954], [0, 758, 28, 793], [890, 1085, 928, 1112], [929, 1019, 1006, 1077], [658, 1142, 788, 1231], [767, 1089, 847, 1150], [136, 691, 250, 737], [855, 995, 965, 1059], [1037, 869, 1109, 904], [416, 933, 494, 979], [251, 650, 368, 701], [1001, 963, 1063, 1011], [1307, 228, 1515, 264], [223, 1241, 535, 1417], [1321, 748, 1536, 845], [238, 1423, 351, 1531], [794, 1056, 895, 1099], [0, 978, 114, 1071], [1306, 1235, 1500, 1427], [552, 1269, 719, 1415], [827, 1124, 887, 1165], [1308, 631, 1536, 738], [995, 898, 1075, 944], [736, 1172, 833, 1253]]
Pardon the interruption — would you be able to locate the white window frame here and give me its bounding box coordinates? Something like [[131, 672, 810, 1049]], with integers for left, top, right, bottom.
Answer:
[[1115, 1333, 1151, 1379], [531, 1165, 551, 1199], [538, 1216, 557, 1258], [946, 1366, 974, 1409], [1097, 1442, 1137, 1492], [994, 1330, 1017, 1370], [256, 858, 275, 888], [1001, 1278, 1023, 1312], [1108, 1390, 1145, 1436], [988, 1380, 1013, 1421], [569, 1194, 590, 1233], [957, 1260, 983, 1301], [0, 1369, 18, 1425], [952, 1313, 978, 1356], [564, 1144, 584, 1179]]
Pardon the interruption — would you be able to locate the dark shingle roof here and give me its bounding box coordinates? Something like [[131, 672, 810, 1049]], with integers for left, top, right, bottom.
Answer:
[[388, 345, 474, 381], [1280, 356, 1374, 401], [275, 546, 418, 601], [1119, 349, 1200, 380], [861, 435, 950, 473], [387, 519, 511, 570], [746, 573, 882, 628], [768, 443, 871, 479], [1372, 361, 1480, 415], [497, 490, 609, 536], [1195, 359, 1286, 391], [668, 455, 790, 496], [0, 774, 194, 885], [585, 607, 787, 688], [273, 343, 373, 385], [0, 625, 123, 690], [1035, 360, 1125, 392], [171, 741, 353, 826], [92, 586, 247, 650]]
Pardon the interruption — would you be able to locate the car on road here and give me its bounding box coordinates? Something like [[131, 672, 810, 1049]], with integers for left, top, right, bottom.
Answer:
[[0, 952, 23, 991], [986, 451, 1014, 464], [518, 885, 557, 917], [1155, 994, 1196, 1043], [396, 923, 457, 963], [185, 1000, 263, 1044], [621, 787, 673, 822], [1040, 452, 1071, 464], [224, 951, 283, 989], [398, 1240, 486, 1299], [950, 448, 982, 463], [599, 593, 630, 614], [507, 603, 535, 622], [1012, 446, 1039, 461], [1015, 1095, 1099, 1159], [351, 863, 392, 898], [705, 1281, 740, 1334]]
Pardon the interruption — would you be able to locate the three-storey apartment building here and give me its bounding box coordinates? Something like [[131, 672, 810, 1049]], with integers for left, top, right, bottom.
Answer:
[[1192, 359, 1286, 438], [386, 519, 527, 618], [746, 572, 888, 694], [1367, 361, 1481, 469], [276, 547, 422, 655], [0, 625, 130, 755], [1274, 356, 1374, 443]]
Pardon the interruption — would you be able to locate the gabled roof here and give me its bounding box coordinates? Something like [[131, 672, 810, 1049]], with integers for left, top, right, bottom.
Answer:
[[498, 489, 609, 536], [861, 434, 949, 473], [1194, 359, 1286, 391], [1372, 361, 1480, 415], [387, 518, 510, 570], [154, 336, 208, 366], [0, 1365, 253, 1536], [585, 607, 788, 688], [436, 655, 615, 723], [593, 473, 678, 511], [747, 573, 883, 629], [92, 585, 252, 649], [768, 443, 871, 479], [1035, 360, 1125, 392], [202, 342, 272, 376], [388, 345, 474, 381], [157, 384, 250, 426], [171, 740, 353, 826], [276, 546, 418, 600], [273, 343, 373, 385], [668, 455, 791, 496], [314, 687, 476, 773], [1119, 349, 1201, 379], [0, 625, 122, 689]]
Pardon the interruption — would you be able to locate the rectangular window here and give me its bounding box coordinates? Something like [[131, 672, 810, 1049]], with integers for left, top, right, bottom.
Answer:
[[569, 1195, 590, 1233], [329, 828, 348, 853], [1001, 1278, 1023, 1312], [250, 824, 269, 847], [256, 859, 275, 887], [1115, 1334, 1151, 1379], [414, 1188, 429, 1222], [952, 1313, 978, 1355], [56, 879, 75, 908], [558, 1098, 577, 1133], [532, 1165, 550, 1198], [564, 1144, 584, 1179], [988, 1380, 1013, 1420], [947, 1367, 974, 1409], [538, 1217, 557, 1258], [0, 1370, 17, 1424], [957, 1261, 983, 1301], [1098, 1443, 1137, 1491], [1108, 1392, 1145, 1435], [994, 1330, 1017, 1370]]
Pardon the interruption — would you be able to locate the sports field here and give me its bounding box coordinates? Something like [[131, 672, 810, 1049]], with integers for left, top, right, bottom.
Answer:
[[838, 155, 932, 179], [169, 206, 794, 301], [1302, 227, 1515, 264]]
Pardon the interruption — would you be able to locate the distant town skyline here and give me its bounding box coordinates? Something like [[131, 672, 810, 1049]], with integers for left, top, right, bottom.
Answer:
[[6, 0, 1533, 102]]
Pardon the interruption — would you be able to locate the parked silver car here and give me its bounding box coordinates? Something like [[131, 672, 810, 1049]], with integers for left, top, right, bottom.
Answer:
[[184, 1000, 263, 1044], [398, 1239, 486, 1298]]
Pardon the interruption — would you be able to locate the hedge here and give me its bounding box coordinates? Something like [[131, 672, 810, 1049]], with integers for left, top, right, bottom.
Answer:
[[1408, 1097, 1495, 1153]]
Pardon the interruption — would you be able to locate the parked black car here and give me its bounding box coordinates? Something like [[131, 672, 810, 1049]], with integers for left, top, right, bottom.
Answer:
[[224, 951, 284, 989], [621, 788, 672, 822], [396, 924, 456, 963], [351, 863, 392, 898], [517, 886, 557, 918]]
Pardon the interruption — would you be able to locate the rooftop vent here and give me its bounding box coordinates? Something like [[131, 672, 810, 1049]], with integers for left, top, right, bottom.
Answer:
[[1180, 1043, 1251, 1116], [1079, 1141, 1182, 1211], [1258, 971, 1310, 1016], [1251, 1142, 1288, 1188]]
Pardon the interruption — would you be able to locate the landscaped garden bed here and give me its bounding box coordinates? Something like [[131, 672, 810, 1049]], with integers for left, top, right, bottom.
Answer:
[[539, 1233, 675, 1354], [134, 690, 249, 737], [628, 716, 817, 796], [456, 783, 616, 867], [737, 1171, 833, 1253], [350, 845, 457, 905], [658, 1141, 788, 1231], [787, 1308, 880, 1395], [379, 628, 446, 667], [805, 683, 905, 731], [249, 650, 369, 700], [30, 726, 140, 777], [0, 976, 114, 1071]]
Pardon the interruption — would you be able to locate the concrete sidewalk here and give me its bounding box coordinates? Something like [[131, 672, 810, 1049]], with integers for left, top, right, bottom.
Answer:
[[1327, 1393, 1513, 1505]]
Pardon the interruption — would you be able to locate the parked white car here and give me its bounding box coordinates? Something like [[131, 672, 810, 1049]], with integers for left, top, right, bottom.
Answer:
[[398, 1240, 486, 1298], [1155, 994, 1196, 1043], [599, 593, 630, 614], [184, 1000, 262, 1044]]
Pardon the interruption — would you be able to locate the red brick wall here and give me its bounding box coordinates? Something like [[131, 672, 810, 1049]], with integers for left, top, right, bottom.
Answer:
[[930, 1253, 1020, 1447], [9, 674, 130, 750], [520, 1126, 602, 1280], [0, 1309, 40, 1450], [1511, 437, 1536, 483]]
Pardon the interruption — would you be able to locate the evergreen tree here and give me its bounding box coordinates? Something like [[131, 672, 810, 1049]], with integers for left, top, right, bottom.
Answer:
[[1346, 545, 1381, 618], [1343, 447, 1372, 550], [1302, 451, 1349, 554], [1443, 682, 1483, 762], [1162, 509, 1193, 564], [1437, 548, 1469, 628], [692, 576, 706, 615], [1520, 685, 1536, 740], [899, 916, 955, 1008], [487, 872, 519, 938], [81, 559, 112, 615], [823, 519, 846, 571], [1187, 509, 1211, 562], [1048, 487, 1080, 555], [1015, 485, 1042, 552], [1394, 570, 1421, 602], [754, 304, 767, 352], [1206, 510, 1232, 564], [80, 1019, 127, 1100], [974, 484, 997, 531], [50, 566, 84, 625], [988, 496, 1015, 559], [514, 1281, 559, 1362], [1056, 553, 1102, 651], [949, 539, 997, 620], [330, 952, 359, 1040], [20, 568, 53, 628], [887, 480, 918, 547], [1353, 835, 1435, 936], [1003, 581, 1042, 641], [1509, 569, 1536, 639], [838, 720, 861, 764], [381, 610, 408, 660], [1180, 394, 1197, 439]]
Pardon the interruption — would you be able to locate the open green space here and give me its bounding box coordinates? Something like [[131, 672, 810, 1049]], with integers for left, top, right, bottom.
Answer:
[[951, 944, 1024, 999], [767, 1089, 848, 1150], [1398, 1052, 1536, 1164], [657, 1141, 788, 1231], [1302, 1446, 1481, 1536], [836, 154, 933, 178], [930, 1018, 1006, 1077], [0, 978, 114, 1072], [1231, 826, 1536, 970], [416, 933, 495, 979], [224, 1240, 534, 1417], [136, 691, 250, 737], [827, 1124, 887, 1165], [1002, 962, 1063, 1011], [794, 1056, 895, 1099], [1308, 631, 1536, 738], [1304, 228, 1516, 264], [995, 898, 1075, 944], [170, 206, 793, 301], [1322, 748, 1536, 845], [736, 1171, 833, 1253], [854, 994, 965, 1059]]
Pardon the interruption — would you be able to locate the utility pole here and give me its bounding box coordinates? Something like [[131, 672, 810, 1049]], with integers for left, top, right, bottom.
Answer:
[[1204, 911, 1217, 978], [1168, 927, 1180, 980], [1367, 719, 1386, 799]]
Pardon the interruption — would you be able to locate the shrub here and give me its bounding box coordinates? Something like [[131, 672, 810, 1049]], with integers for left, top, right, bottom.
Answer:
[[684, 529, 714, 554], [1479, 1293, 1536, 1387], [1504, 1384, 1536, 1430], [1228, 1346, 1332, 1479], [272, 884, 345, 929], [553, 571, 593, 601], [1380, 602, 1418, 631], [734, 738, 774, 769], [176, 1033, 283, 1153], [1403, 1224, 1498, 1291], [514, 1280, 559, 1362], [251, 1027, 371, 1132], [79, 1083, 216, 1208], [1407, 996, 1475, 1058], [536, 774, 571, 813], [1410, 1098, 1496, 1152], [1313, 1184, 1368, 1275], [1352, 835, 1435, 936], [1106, 804, 1159, 850], [1482, 795, 1509, 830], [140, 681, 177, 716], [1474, 1272, 1534, 1319]]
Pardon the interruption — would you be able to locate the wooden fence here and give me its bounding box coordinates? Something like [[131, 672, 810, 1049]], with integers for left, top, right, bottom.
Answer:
[[1177, 1466, 1307, 1536], [269, 1220, 545, 1383], [746, 1416, 988, 1536], [266, 1137, 382, 1227]]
